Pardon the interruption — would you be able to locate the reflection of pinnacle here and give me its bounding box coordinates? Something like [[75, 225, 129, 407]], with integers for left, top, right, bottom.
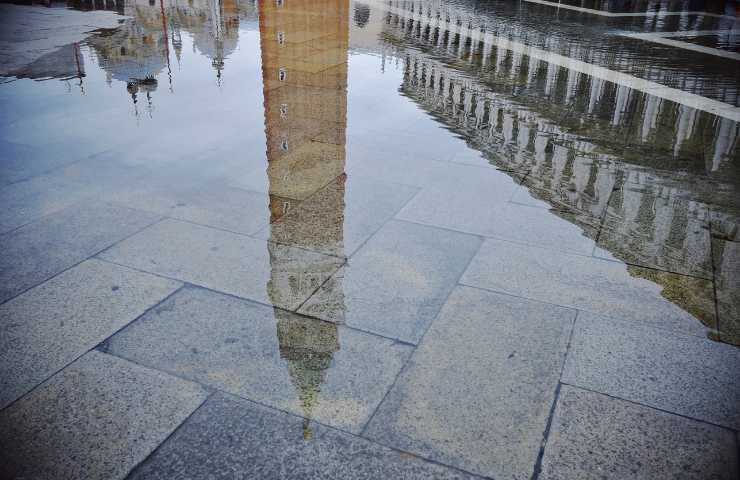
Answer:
[[276, 312, 339, 439]]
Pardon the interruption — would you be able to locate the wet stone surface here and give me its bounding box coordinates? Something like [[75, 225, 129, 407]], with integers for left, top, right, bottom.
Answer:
[[539, 385, 739, 480], [0, 259, 181, 409], [104, 286, 412, 433], [562, 312, 740, 429], [0, 351, 208, 480], [1, 0, 740, 478], [364, 286, 575, 479], [127, 392, 482, 480]]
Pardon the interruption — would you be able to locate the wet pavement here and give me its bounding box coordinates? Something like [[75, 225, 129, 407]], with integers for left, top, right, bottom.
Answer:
[[0, 0, 739, 478]]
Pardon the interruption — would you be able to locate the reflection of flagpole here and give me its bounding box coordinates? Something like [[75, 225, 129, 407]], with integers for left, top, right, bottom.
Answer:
[[160, 0, 173, 92], [73, 42, 85, 95]]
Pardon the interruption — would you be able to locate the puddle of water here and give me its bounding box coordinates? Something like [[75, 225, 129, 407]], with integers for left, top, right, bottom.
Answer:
[[1, 0, 739, 428]]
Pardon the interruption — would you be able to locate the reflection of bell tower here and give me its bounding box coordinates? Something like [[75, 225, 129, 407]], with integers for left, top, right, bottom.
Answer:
[[259, 0, 349, 439]]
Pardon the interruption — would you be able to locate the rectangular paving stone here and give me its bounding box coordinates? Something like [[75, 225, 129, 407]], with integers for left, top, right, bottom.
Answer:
[[394, 166, 520, 229], [104, 286, 412, 433], [0, 350, 208, 480], [256, 175, 418, 257], [397, 181, 598, 255], [0, 201, 161, 302], [562, 312, 740, 429], [712, 238, 740, 345], [127, 392, 482, 480], [364, 286, 575, 480], [98, 218, 343, 310], [105, 180, 270, 236], [461, 239, 716, 336], [0, 258, 181, 409], [0, 172, 97, 234], [298, 220, 481, 343], [540, 386, 738, 480]]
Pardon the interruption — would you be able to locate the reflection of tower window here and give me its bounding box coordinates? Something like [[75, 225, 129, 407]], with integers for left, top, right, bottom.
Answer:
[[354, 3, 370, 28], [278, 68, 287, 81], [281, 138, 289, 151], [275, 0, 283, 6], [280, 103, 288, 118], [277, 31, 285, 45]]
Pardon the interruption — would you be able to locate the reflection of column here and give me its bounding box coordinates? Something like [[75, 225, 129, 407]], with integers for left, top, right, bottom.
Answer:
[[259, 0, 349, 439]]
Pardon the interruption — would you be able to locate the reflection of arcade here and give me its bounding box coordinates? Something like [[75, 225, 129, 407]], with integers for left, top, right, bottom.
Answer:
[[259, 0, 349, 438]]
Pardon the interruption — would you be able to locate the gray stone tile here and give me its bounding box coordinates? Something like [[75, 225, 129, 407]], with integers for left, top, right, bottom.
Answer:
[[712, 238, 740, 346], [397, 177, 599, 255], [461, 239, 716, 336], [0, 139, 85, 186], [394, 167, 519, 229], [562, 312, 740, 429], [364, 286, 575, 480], [0, 171, 94, 234], [0, 350, 208, 480], [257, 175, 418, 257], [127, 392, 481, 480], [0, 202, 161, 303], [104, 181, 270, 236], [104, 286, 411, 433], [0, 259, 181, 409], [99, 219, 343, 310], [298, 220, 481, 344], [540, 386, 738, 480]]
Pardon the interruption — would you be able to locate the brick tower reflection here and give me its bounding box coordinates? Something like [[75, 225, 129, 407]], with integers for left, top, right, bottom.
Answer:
[[259, 0, 349, 439]]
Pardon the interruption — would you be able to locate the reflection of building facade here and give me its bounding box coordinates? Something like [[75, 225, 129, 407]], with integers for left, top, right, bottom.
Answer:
[[361, 0, 738, 334], [259, 0, 350, 438], [84, 0, 257, 111]]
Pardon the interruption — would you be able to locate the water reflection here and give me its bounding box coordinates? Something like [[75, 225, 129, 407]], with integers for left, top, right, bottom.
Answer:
[[260, 0, 350, 435], [0, 0, 738, 347]]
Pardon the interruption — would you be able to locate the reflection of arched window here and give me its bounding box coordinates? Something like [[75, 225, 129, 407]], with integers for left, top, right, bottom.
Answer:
[[354, 3, 370, 28]]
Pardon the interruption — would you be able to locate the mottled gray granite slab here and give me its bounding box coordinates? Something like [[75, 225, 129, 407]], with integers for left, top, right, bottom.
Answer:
[[364, 286, 575, 479], [127, 392, 482, 480], [104, 286, 411, 433], [298, 220, 481, 343], [0, 258, 181, 409], [99, 218, 343, 310], [105, 181, 270, 236], [540, 386, 738, 480], [0, 202, 161, 302], [562, 312, 740, 429], [0, 351, 208, 480], [461, 238, 716, 336]]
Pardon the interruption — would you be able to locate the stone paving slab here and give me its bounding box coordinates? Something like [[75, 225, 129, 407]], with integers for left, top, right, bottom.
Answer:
[[0, 350, 208, 480], [712, 238, 740, 345], [105, 181, 270, 236], [0, 171, 99, 234], [298, 220, 481, 344], [98, 218, 343, 310], [104, 286, 412, 433], [0, 258, 181, 409], [127, 392, 483, 479], [364, 286, 575, 480], [539, 385, 739, 480], [562, 311, 740, 429], [398, 184, 599, 255], [0, 139, 86, 186], [256, 175, 418, 257], [0, 202, 161, 303], [461, 238, 716, 336]]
